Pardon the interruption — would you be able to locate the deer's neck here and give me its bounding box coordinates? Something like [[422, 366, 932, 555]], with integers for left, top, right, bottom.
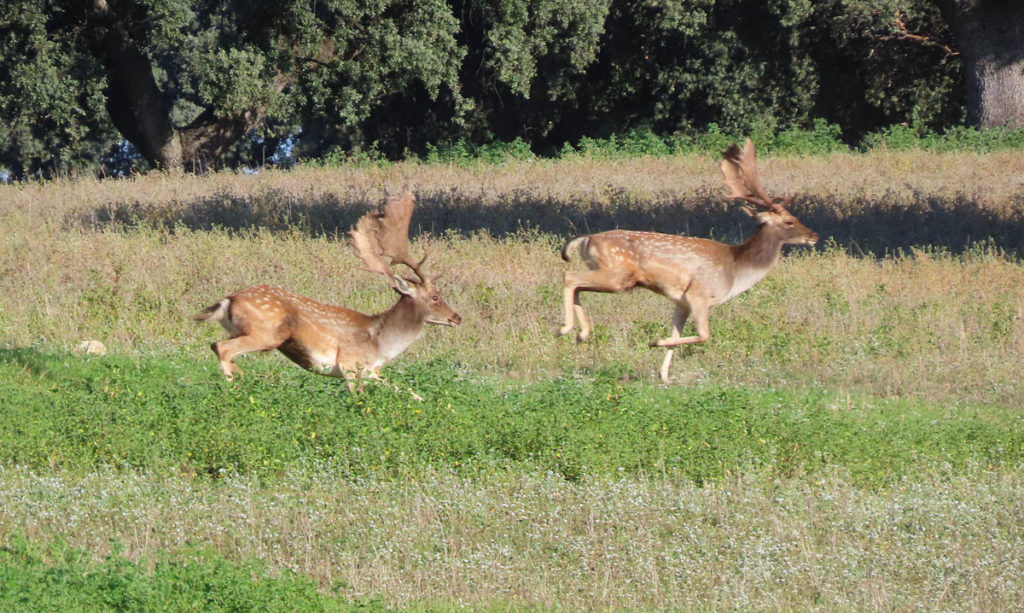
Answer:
[[735, 225, 786, 267], [727, 225, 785, 296], [371, 296, 426, 363]]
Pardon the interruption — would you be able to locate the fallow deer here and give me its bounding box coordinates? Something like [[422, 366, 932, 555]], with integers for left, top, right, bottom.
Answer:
[[195, 192, 461, 393], [558, 139, 818, 382]]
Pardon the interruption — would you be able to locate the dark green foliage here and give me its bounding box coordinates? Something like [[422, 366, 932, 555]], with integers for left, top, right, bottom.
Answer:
[[0, 0, 466, 175], [861, 123, 1024, 152], [0, 534, 368, 612], [804, 0, 962, 137], [0, 1, 119, 177], [0, 0, 995, 176], [1, 349, 1020, 486]]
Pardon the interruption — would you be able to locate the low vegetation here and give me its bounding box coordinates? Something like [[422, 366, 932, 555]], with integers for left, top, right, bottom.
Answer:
[[1, 149, 1022, 609], [3, 149, 1023, 406], [0, 534, 364, 612], [2, 352, 1021, 485]]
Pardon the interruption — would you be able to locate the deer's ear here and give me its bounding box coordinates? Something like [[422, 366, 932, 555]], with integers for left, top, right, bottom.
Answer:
[[392, 276, 414, 296], [741, 205, 775, 225]]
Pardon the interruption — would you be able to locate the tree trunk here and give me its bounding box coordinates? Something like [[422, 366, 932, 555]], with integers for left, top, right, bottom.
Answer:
[[69, 0, 267, 171], [938, 0, 1024, 128], [98, 33, 184, 170]]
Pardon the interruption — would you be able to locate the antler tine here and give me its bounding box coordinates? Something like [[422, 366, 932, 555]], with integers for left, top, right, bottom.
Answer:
[[350, 192, 429, 285], [719, 139, 784, 212], [380, 192, 429, 282]]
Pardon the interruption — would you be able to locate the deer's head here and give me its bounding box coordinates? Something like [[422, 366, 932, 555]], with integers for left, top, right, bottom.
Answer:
[[391, 273, 461, 327], [720, 139, 818, 247], [351, 192, 461, 327]]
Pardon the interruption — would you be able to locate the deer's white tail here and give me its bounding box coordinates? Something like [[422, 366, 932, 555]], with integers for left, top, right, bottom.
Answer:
[[561, 236, 590, 262], [193, 298, 230, 323]]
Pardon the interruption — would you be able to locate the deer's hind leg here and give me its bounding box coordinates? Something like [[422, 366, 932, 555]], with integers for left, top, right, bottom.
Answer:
[[559, 269, 636, 342], [211, 335, 285, 381]]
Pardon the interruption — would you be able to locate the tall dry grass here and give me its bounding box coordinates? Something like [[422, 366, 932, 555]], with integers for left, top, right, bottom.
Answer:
[[1, 151, 1022, 406]]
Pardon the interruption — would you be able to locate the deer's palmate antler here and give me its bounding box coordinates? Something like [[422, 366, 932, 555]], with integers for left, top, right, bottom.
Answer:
[[196, 192, 460, 394], [558, 139, 817, 382]]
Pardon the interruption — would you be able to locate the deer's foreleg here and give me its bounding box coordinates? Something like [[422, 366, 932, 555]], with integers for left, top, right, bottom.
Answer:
[[358, 366, 424, 401], [650, 299, 710, 348], [657, 304, 691, 383]]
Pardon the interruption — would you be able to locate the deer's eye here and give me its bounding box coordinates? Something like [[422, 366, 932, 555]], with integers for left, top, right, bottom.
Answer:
[[784, 221, 795, 227], [432, 295, 440, 302]]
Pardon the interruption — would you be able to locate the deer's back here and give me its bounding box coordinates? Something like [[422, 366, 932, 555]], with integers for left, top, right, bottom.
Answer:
[[228, 286, 376, 362], [584, 231, 736, 302], [586, 230, 731, 270]]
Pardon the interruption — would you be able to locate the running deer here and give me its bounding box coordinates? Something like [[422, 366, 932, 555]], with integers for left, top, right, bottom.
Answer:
[[558, 139, 818, 382], [194, 192, 461, 393]]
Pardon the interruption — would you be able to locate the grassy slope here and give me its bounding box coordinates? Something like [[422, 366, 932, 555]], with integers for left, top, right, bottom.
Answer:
[[2, 447, 1023, 610]]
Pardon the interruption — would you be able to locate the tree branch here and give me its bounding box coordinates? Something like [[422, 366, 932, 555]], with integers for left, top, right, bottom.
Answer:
[[177, 75, 292, 170], [880, 11, 959, 58]]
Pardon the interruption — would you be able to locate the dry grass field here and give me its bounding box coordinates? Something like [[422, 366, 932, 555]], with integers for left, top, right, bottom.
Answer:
[[2, 151, 1023, 610], [2, 151, 1022, 406]]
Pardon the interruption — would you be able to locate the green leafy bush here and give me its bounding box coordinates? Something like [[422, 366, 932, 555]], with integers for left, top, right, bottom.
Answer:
[[423, 137, 536, 165], [861, 124, 1024, 153]]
